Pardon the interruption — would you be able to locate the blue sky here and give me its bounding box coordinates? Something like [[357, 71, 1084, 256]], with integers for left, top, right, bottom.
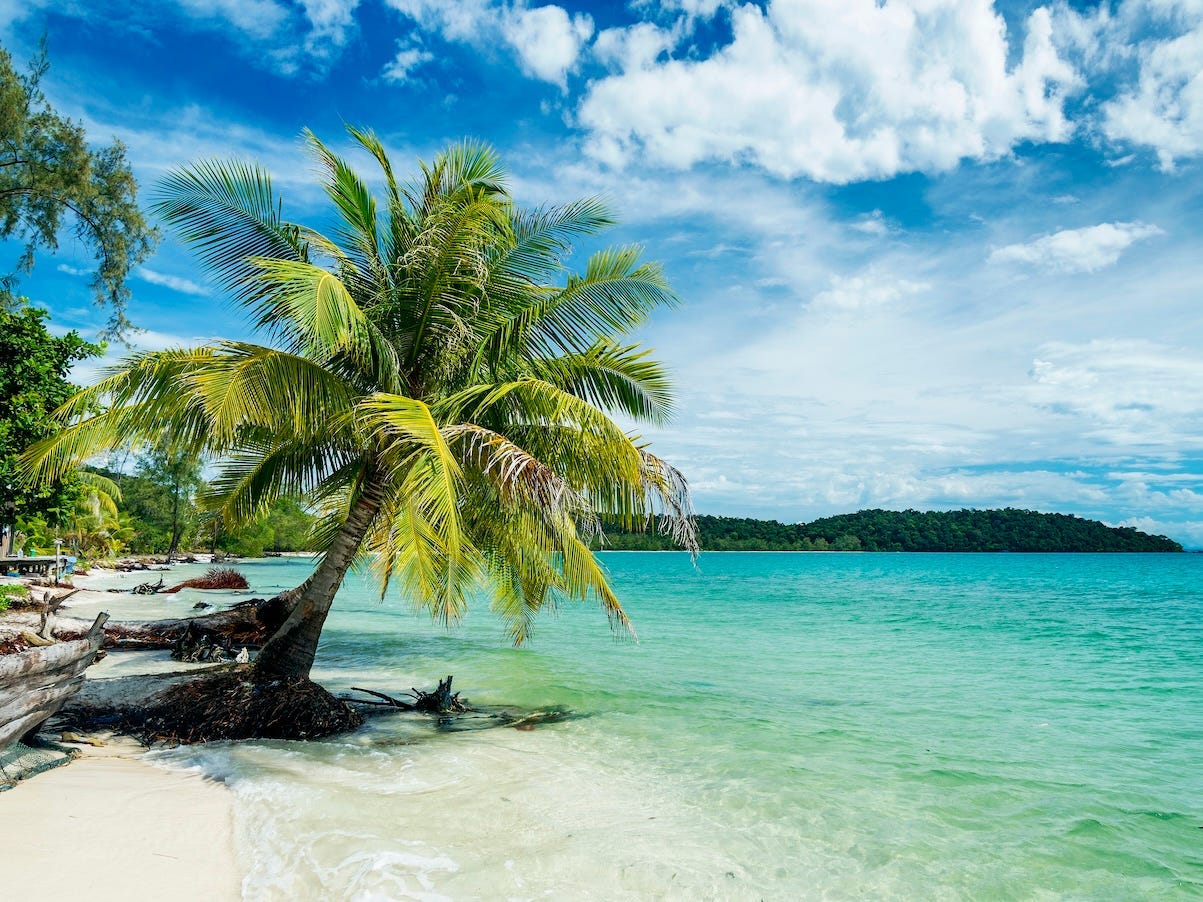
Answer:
[[3, 0, 1202, 546]]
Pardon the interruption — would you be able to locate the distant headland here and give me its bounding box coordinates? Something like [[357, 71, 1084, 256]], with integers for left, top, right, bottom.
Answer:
[[601, 509, 1183, 553]]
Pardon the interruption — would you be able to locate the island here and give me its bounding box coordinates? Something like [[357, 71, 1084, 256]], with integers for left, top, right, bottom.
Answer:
[[598, 509, 1184, 553]]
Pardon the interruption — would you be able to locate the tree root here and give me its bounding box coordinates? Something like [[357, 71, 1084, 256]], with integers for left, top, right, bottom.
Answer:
[[117, 666, 363, 743], [348, 675, 466, 714]]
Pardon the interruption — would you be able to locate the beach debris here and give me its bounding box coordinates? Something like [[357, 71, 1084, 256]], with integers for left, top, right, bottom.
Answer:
[[59, 731, 103, 747], [344, 683, 578, 733], [171, 622, 236, 663], [348, 676, 467, 714], [235, 647, 249, 664], [18, 630, 54, 648], [192, 601, 212, 610], [54, 595, 292, 652], [131, 577, 165, 595], [165, 567, 249, 594], [121, 667, 364, 743]]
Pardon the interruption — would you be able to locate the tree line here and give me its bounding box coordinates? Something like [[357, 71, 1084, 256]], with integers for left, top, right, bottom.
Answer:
[[598, 509, 1183, 553]]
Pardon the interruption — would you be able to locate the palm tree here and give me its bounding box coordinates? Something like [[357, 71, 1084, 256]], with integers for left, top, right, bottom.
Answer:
[[23, 128, 695, 681], [65, 471, 133, 557]]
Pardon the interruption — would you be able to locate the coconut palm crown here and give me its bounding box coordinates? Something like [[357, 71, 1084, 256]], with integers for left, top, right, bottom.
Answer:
[[23, 128, 696, 679]]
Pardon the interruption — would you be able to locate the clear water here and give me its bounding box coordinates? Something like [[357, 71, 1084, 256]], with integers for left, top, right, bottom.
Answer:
[[140, 553, 1202, 899]]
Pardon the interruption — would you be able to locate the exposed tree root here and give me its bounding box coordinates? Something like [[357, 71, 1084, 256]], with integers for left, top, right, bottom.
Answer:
[[120, 666, 364, 743], [348, 675, 466, 714]]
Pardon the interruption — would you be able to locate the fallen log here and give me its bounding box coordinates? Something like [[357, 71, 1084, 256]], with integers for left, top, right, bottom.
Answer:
[[0, 613, 108, 750], [56, 595, 293, 651]]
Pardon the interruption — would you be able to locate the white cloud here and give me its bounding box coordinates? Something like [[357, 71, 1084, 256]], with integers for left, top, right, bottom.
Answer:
[[56, 263, 89, 277], [988, 222, 1163, 273], [1055, 0, 1203, 170], [811, 274, 927, 313], [593, 22, 677, 72], [503, 5, 593, 85], [851, 210, 891, 236], [297, 0, 361, 48], [579, 1, 1078, 182], [137, 268, 210, 297], [1026, 339, 1203, 447], [385, 0, 590, 85], [174, 0, 290, 40], [382, 41, 433, 83]]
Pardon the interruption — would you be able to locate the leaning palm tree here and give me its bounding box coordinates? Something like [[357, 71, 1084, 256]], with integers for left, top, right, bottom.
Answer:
[[23, 128, 695, 685]]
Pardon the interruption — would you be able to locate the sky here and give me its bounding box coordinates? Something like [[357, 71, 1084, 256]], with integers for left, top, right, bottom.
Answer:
[[2, 0, 1202, 546]]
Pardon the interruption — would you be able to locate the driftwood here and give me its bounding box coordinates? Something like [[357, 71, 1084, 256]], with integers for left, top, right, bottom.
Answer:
[[65, 596, 293, 651], [0, 613, 108, 749], [344, 681, 577, 732], [131, 577, 165, 595], [38, 588, 80, 639], [349, 675, 466, 714]]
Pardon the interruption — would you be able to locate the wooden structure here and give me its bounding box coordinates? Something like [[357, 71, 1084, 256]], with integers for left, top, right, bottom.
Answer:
[[0, 613, 108, 750], [0, 555, 70, 578]]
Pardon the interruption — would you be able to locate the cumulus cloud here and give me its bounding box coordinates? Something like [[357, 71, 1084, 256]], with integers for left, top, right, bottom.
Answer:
[[1055, 0, 1203, 171], [382, 41, 433, 83], [385, 0, 591, 85], [593, 21, 678, 72], [503, 5, 593, 85], [579, 1, 1078, 182], [138, 268, 211, 297], [988, 222, 1163, 273]]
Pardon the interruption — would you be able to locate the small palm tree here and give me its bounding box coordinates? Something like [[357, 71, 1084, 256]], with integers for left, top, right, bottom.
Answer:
[[65, 471, 133, 557], [24, 129, 695, 680]]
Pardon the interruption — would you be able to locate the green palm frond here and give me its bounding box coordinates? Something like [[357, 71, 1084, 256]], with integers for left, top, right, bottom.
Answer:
[[22, 130, 694, 656], [246, 259, 373, 363], [531, 340, 675, 424], [153, 160, 308, 310]]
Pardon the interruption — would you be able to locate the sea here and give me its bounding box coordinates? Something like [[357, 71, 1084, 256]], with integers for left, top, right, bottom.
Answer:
[[81, 552, 1203, 900]]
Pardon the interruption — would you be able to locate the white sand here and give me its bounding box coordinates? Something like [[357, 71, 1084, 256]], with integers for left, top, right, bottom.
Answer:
[[1, 740, 242, 901]]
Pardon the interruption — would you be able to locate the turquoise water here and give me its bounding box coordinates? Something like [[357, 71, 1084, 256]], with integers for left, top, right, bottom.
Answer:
[[151, 553, 1201, 899]]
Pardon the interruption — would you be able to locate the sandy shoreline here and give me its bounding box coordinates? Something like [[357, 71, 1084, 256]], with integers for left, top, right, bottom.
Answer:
[[2, 567, 246, 900], [2, 742, 241, 901]]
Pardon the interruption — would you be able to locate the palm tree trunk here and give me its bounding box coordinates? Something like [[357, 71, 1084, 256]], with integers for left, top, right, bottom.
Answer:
[[253, 476, 387, 680]]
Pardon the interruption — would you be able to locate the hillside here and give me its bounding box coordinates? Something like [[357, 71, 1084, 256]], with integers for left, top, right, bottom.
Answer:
[[599, 508, 1183, 553]]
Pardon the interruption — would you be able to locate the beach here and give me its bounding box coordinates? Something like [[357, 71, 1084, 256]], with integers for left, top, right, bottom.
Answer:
[[4, 553, 1202, 898], [2, 740, 240, 901], [2, 566, 246, 898]]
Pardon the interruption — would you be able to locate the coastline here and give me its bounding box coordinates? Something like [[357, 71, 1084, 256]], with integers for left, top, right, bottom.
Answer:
[[2, 739, 241, 901], [2, 566, 245, 899]]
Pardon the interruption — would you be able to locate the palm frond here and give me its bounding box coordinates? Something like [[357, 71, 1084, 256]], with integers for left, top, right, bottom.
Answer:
[[153, 160, 308, 312]]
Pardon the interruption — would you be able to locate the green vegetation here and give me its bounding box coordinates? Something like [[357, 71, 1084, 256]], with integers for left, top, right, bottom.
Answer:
[[0, 582, 31, 613], [599, 509, 1182, 553], [83, 467, 318, 559], [23, 129, 694, 684], [1, 41, 157, 337], [0, 304, 101, 554]]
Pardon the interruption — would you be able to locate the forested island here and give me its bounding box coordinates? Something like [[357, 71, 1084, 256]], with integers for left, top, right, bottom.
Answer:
[[599, 509, 1183, 553]]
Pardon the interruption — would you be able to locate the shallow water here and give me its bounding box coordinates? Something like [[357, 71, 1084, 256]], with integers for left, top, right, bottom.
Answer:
[[128, 553, 1201, 899]]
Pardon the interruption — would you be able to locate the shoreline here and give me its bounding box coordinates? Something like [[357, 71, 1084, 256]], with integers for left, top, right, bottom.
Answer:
[[1, 739, 241, 901], [2, 568, 245, 899]]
